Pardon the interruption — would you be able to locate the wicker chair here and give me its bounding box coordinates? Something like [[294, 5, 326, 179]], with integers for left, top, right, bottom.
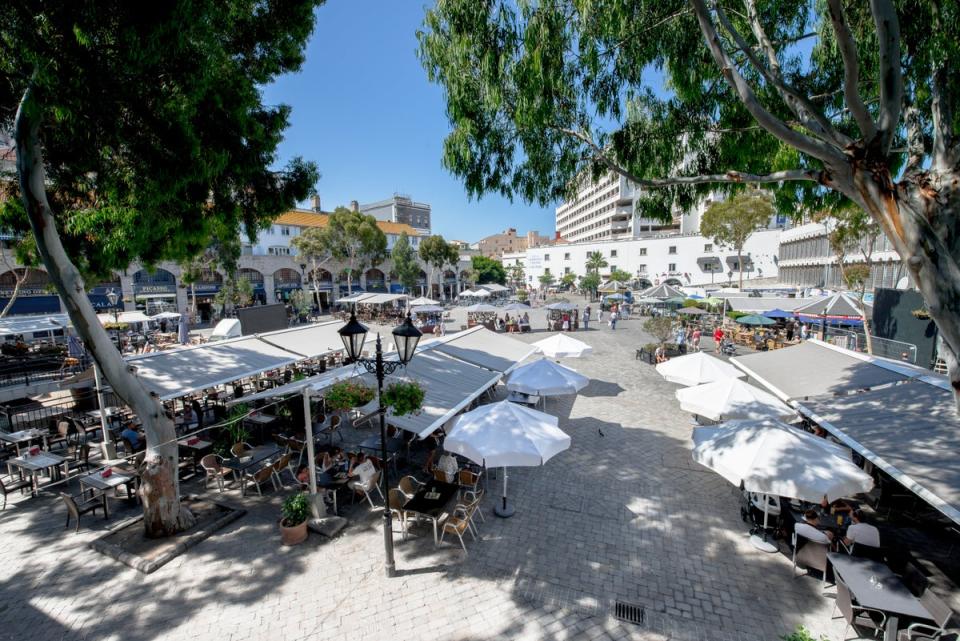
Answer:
[[200, 454, 232, 492], [0, 475, 32, 509], [242, 465, 278, 496], [387, 489, 409, 540], [60, 492, 104, 532], [439, 505, 476, 553]]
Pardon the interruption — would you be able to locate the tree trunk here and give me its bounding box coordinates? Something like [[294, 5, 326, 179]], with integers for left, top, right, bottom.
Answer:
[[0, 267, 29, 319], [15, 86, 194, 536], [737, 250, 744, 289], [190, 282, 197, 321]]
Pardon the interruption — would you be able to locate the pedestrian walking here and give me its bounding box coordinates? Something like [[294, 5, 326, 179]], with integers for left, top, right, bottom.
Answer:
[[609, 309, 617, 330], [582, 306, 590, 330], [597, 307, 603, 323]]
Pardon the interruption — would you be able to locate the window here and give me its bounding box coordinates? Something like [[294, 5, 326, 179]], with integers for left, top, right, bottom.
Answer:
[[704, 243, 713, 252], [609, 265, 617, 273], [564, 267, 571, 274], [268, 246, 291, 256], [638, 264, 646, 273], [564, 252, 570, 260], [668, 246, 677, 254], [639, 248, 647, 256], [610, 250, 618, 258], [281, 226, 291, 236], [544, 254, 550, 261], [668, 263, 676, 272], [544, 267, 551, 274]]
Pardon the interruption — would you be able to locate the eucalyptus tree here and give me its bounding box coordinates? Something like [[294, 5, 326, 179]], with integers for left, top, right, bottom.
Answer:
[[324, 207, 387, 295], [418, 234, 458, 299], [390, 232, 420, 294], [420, 1, 960, 404], [291, 225, 333, 307], [699, 191, 774, 289], [3, 0, 321, 535]]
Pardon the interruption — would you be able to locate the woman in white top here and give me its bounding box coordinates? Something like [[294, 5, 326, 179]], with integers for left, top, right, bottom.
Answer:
[[843, 510, 881, 549]]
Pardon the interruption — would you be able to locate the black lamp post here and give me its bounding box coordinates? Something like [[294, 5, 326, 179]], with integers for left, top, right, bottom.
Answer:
[[106, 289, 121, 351], [338, 311, 422, 578]]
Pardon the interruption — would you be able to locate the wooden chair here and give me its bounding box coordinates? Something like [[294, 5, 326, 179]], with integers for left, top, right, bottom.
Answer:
[[0, 475, 33, 509], [271, 453, 293, 488], [60, 491, 105, 532]]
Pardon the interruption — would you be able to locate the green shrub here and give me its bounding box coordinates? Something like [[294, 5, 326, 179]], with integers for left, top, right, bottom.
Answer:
[[324, 380, 376, 411], [382, 380, 425, 416], [781, 626, 826, 641], [682, 298, 703, 309], [281, 492, 310, 527], [726, 311, 747, 320]]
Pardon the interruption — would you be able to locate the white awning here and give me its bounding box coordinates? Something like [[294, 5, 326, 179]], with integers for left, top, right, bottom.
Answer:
[[359, 293, 407, 305], [0, 314, 71, 336], [433, 326, 536, 374], [256, 320, 354, 358], [383, 350, 501, 438], [126, 335, 302, 401], [338, 293, 376, 303], [98, 311, 154, 325]]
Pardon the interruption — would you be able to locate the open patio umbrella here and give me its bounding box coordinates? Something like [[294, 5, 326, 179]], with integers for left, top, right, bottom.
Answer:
[[603, 293, 626, 300], [675, 378, 797, 422], [471, 289, 491, 297], [507, 358, 589, 397], [544, 301, 577, 311], [445, 400, 571, 517], [692, 419, 873, 551], [408, 296, 439, 306], [656, 352, 744, 386], [151, 311, 182, 320], [736, 314, 776, 326], [458, 289, 477, 297], [678, 306, 708, 316], [502, 302, 531, 312], [763, 308, 794, 319], [532, 333, 593, 358]]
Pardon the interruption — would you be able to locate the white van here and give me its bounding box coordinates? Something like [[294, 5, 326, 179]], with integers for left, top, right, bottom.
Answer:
[[208, 318, 242, 342]]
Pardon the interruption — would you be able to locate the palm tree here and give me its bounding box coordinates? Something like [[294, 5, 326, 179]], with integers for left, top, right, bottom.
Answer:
[[586, 251, 608, 275]]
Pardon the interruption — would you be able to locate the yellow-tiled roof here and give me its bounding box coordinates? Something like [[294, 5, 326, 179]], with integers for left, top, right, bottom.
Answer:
[[275, 210, 420, 236]]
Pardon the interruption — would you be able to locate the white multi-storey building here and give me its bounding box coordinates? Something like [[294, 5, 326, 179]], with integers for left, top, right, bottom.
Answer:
[[503, 228, 782, 290], [360, 195, 431, 236]]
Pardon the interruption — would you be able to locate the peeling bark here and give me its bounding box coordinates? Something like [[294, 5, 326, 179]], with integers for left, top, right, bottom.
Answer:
[[0, 265, 29, 319], [14, 84, 194, 535]]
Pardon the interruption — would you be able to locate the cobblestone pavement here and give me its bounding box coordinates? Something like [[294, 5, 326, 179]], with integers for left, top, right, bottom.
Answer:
[[0, 308, 847, 641]]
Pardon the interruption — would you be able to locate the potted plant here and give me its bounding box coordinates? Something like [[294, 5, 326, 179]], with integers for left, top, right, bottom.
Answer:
[[324, 380, 375, 411], [279, 492, 310, 545], [382, 380, 425, 416]]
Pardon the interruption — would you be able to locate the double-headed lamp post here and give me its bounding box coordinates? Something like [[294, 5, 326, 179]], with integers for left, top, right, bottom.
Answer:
[[105, 289, 121, 351], [338, 311, 422, 578]]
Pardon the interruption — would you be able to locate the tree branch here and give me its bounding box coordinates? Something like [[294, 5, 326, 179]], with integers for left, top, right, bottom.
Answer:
[[825, 0, 878, 142], [869, 0, 903, 154], [688, 0, 845, 165], [929, 0, 956, 170], [715, 1, 851, 148]]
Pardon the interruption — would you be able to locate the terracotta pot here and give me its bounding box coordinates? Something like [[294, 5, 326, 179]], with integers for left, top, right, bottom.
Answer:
[[279, 518, 308, 545]]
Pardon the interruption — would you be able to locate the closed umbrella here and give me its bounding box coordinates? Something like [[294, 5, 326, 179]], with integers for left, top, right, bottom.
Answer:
[[656, 352, 744, 386], [736, 314, 776, 326], [178, 315, 190, 345], [692, 419, 873, 551], [675, 378, 796, 422], [445, 400, 571, 517], [507, 359, 589, 397], [532, 333, 593, 358]]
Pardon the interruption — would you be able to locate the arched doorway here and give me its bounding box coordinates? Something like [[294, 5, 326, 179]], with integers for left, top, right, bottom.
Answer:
[[459, 270, 472, 293], [0, 269, 59, 315], [365, 268, 386, 293], [635, 278, 652, 291], [191, 269, 224, 322], [443, 270, 457, 299], [417, 270, 428, 297], [238, 268, 265, 304], [306, 268, 333, 311], [663, 278, 683, 287], [273, 268, 302, 302], [133, 267, 178, 315]]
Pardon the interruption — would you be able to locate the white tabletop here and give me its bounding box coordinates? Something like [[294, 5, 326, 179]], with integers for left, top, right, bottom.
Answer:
[[9, 451, 66, 472]]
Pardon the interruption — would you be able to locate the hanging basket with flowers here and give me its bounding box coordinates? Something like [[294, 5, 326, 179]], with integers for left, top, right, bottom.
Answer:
[[324, 380, 376, 411], [382, 380, 425, 417]]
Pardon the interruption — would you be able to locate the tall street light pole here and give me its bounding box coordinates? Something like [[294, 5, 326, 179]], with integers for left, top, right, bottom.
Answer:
[[106, 289, 121, 351], [338, 312, 422, 578]]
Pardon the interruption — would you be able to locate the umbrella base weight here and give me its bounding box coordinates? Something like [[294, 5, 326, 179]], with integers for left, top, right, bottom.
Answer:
[[749, 534, 778, 553], [494, 504, 515, 518]]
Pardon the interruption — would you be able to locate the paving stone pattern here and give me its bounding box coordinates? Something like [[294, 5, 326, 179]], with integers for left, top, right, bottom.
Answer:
[[0, 309, 848, 641]]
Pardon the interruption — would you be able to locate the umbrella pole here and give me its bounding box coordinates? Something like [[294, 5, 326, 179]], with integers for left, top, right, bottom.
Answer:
[[494, 465, 514, 517], [749, 493, 778, 553]]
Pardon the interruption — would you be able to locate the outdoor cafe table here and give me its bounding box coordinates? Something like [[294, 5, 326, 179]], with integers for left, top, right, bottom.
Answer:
[[177, 438, 213, 472], [79, 470, 137, 518], [828, 553, 934, 638], [403, 479, 459, 545], [0, 429, 49, 455], [221, 445, 280, 494], [7, 451, 68, 495]]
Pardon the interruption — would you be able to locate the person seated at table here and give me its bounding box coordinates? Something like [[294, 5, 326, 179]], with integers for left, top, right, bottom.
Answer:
[[320, 447, 345, 474], [422, 428, 443, 474], [296, 464, 311, 487], [181, 404, 197, 430], [120, 422, 145, 452], [842, 509, 881, 550], [655, 345, 669, 364], [820, 495, 853, 515], [795, 509, 833, 543], [347, 453, 376, 495]]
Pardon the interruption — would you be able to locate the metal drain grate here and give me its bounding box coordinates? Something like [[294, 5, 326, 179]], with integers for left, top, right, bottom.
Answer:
[[613, 601, 645, 625]]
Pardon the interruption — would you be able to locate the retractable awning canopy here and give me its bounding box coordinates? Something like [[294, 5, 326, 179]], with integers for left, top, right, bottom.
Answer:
[[797, 381, 960, 526], [731, 340, 918, 401], [723, 297, 806, 313], [383, 350, 501, 438], [433, 326, 536, 374], [359, 293, 407, 305], [0, 314, 71, 335], [478, 283, 509, 292], [256, 320, 351, 358]]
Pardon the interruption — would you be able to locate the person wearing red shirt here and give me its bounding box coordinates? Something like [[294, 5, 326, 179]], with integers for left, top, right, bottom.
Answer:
[[713, 327, 725, 345]]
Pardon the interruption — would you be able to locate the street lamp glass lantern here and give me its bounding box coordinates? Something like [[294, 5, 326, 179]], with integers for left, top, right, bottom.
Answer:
[[338, 312, 368, 361], [392, 314, 422, 365], [106, 289, 119, 308]]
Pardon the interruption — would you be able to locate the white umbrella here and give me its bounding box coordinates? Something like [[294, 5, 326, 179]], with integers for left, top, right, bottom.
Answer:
[[471, 289, 491, 297], [150, 311, 182, 320], [675, 378, 797, 422], [507, 359, 589, 397], [459, 289, 477, 297], [445, 400, 571, 517], [464, 303, 499, 313], [502, 302, 531, 312], [692, 419, 873, 551], [532, 333, 593, 358], [410, 304, 444, 314], [655, 352, 744, 386], [408, 296, 440, 306]]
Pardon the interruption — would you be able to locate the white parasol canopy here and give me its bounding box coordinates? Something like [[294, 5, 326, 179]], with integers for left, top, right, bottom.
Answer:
[[656, 352, 744, 386], [445, 400, 571, 517], [507, 358, 589, 396], [150, 311, 182, 320], [410, 305, 444, 314], [502, 303, 531, 312], [408, 296, 440, 306], [692, 419, 874, 503], [532, 333, 593, 358], [465, 303, 499, 313], [675, 378, 797, 422], [471, 288, 491, 297]]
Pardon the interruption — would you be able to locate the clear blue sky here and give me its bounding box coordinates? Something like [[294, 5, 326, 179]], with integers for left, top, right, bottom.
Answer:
[[261, 1, 557, 243]]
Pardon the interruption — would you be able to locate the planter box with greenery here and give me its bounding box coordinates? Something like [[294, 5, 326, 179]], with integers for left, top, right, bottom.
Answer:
[[324, 381, 375, 411], [382, 380, 425, 416], [279, 492, 310, 545]]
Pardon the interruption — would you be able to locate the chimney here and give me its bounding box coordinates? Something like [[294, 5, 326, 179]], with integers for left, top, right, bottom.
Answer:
[[310, 194, 321, 212], [555, 231, 561, 240], [350, 200, 359, 212]]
